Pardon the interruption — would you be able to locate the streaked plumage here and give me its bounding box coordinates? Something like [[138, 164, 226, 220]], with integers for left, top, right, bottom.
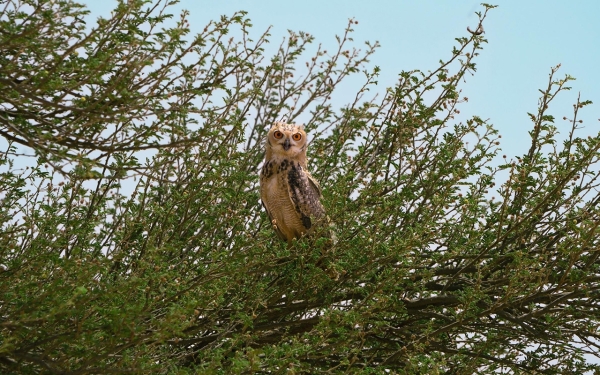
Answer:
[[260, 122, 326, 244]]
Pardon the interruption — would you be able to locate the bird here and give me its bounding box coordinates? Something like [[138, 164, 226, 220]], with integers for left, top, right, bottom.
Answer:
[[260, 122, 328, 245]]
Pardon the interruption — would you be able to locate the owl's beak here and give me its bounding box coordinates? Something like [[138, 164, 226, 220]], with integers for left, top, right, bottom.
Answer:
[[283, 138, 291, 151]]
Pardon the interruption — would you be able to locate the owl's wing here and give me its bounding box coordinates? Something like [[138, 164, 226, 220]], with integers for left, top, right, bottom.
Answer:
[[301, 172, 337, 243], [260, 197, 288, 241], [289, 169, 325, 232]]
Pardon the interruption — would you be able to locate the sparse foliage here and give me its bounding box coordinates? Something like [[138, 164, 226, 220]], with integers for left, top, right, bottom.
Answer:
[[2, 1, 600, 374]]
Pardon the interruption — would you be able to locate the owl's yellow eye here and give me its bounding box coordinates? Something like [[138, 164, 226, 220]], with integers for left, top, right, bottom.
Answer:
[[292, 133, 302, 141], [273, 131, 284, 139]]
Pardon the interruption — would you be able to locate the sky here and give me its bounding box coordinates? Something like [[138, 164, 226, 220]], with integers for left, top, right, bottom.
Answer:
[[85, 0, 600, 159]]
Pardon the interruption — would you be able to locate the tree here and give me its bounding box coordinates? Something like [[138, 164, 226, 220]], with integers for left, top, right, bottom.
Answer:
[[2, 0, 600, 373]]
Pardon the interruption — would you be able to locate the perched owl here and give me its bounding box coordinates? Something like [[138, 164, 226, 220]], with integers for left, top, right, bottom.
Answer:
[[260, 122, 326, 245]]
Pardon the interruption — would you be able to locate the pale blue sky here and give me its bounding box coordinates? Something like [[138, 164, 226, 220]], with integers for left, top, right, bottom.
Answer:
[[84, 0, 600, 159]]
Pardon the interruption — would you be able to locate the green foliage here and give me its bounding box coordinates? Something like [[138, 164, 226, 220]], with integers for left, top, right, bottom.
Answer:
[[1, 1, 600, 374]]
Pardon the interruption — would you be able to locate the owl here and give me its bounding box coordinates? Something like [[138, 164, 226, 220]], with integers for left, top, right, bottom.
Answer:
[[260, 122, 326, 245]]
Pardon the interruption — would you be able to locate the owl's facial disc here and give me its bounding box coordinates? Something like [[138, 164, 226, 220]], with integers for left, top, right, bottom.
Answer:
[[282, 138, 291, 151]]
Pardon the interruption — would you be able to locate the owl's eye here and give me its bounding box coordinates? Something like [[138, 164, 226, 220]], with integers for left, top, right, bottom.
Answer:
[[273, 131, 284, 139], [292, 133, 302, 141]]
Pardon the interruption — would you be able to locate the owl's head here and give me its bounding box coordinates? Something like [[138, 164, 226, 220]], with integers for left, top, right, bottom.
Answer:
[[266, 122, 307, 159]]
